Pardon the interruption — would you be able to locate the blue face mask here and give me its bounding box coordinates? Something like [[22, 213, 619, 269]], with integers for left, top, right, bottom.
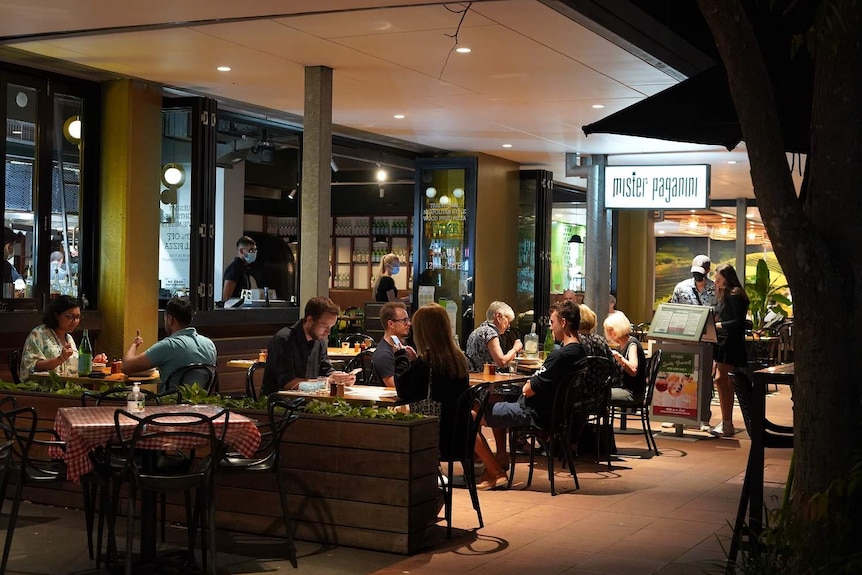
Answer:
[[244, 251, 257, 264], [390, 265, 400, 275]]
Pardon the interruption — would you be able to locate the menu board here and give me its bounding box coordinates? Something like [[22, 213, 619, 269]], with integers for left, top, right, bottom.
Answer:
[[652, 351, 700, 419], [648, 303, 717, 343]]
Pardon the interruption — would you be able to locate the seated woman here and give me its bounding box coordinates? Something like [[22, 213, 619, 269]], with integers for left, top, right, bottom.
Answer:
[[395, 303, 508, 491], [465, 301, 523, 372], [19, 295, 106, 381], [603, 311, 646, 403]]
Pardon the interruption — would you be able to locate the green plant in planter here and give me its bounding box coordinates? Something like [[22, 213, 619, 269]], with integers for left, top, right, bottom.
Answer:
[[303, 399, 424, 420], [745, 259, 792, 332]]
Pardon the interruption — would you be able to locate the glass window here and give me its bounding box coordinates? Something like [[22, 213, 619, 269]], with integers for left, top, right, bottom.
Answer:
[[159, 107, 193, 302]]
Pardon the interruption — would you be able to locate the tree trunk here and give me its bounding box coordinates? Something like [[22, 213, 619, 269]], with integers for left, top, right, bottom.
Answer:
[[698, 0, 862, 519]]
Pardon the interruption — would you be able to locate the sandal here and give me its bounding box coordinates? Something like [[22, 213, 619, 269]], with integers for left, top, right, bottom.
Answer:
[[476, 474, 508, 491]]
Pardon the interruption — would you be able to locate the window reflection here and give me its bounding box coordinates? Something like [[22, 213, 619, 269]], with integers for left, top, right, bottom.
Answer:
[[159, 108, 193, 302]]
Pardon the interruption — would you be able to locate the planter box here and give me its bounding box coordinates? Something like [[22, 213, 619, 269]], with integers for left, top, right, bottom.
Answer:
[[2, 391, 441, 555]]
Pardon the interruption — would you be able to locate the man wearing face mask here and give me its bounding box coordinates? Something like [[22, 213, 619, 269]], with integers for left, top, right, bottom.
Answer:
[[670, 254, 716, 307], [221, 235, 264, 303]]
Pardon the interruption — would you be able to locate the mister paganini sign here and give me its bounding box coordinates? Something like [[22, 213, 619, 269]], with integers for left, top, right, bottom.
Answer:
[[604, 165, 710, 209]]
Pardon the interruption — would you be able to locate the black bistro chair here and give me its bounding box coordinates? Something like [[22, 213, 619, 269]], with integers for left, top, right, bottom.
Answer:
[[345, 349, 374, 385], [0, 404, 68, 575], [172, 363, 220, 395], [610, 349, 663, 456], [725, 370, 794, 573], [79, 387, 162, 567], [440, 382, 493, 536], [113, 408, 229, 575], [219, 397, 305, 567], [245, 361, 266, 401], [507, 357, 610, 495], [7, 349, 22, 385]]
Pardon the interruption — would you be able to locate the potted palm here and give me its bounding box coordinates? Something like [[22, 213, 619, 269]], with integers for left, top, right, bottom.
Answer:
[[745, 259, 792, 332]]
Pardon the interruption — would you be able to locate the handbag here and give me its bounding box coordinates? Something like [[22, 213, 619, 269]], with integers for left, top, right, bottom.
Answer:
[[409, 366, 442, 417]]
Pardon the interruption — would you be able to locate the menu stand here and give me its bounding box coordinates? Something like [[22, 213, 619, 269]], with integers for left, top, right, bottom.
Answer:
[[647, 303, 717, 437]]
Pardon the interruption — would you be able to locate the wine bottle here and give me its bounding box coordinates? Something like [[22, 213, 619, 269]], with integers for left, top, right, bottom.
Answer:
[[544, 324, 556, 356], [78, 328, 93, 376]]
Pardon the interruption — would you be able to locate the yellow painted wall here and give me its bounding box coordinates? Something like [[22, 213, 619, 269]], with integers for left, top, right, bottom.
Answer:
[[616, 210, 654, 324], [99, 79, 162, 359], [472, 153, 520, 323]]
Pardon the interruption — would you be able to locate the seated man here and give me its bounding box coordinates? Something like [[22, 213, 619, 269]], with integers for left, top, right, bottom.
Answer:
[[260, 296, 355, 396], [370, 302, 416, 387], [484, 300, 586, 432], [123, 297, 217, 393]]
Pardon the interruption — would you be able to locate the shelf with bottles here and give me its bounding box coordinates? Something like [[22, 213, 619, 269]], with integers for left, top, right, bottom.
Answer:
[[330, 216, 414, 291], [265, 217, 298, 239]]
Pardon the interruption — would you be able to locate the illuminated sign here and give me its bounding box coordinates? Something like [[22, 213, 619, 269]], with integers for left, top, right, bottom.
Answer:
[[605, 165, 710, 209]]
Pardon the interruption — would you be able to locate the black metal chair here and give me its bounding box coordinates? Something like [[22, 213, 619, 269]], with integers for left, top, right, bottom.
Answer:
[[245, 361, 266, 401], [725, 370, 794, 574], [507, 357, 609, 495], [113, 408, 229, 575], [0, 404, 68, 575], [7, 349, 21, 385], [339, 333, 374, 348], [219, 397, 304, 567], [610, 349, 663, 456], [79, 387, 162, 567], [170, 363, 219, 395], [345, 349, 374, 385]]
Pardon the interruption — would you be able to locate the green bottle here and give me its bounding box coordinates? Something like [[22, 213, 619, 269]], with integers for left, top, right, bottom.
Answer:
[[544, 324, 555, 356], [78, 328, 93, 376]]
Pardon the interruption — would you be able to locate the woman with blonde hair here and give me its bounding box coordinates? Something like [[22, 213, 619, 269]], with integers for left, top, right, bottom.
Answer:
[[603, 310, 646, 403], [396, 304, 508, 490], [373, 253, 401, 302]]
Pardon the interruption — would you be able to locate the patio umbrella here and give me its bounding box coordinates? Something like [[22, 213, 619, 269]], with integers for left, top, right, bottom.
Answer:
[[583, 63, 811, 154]]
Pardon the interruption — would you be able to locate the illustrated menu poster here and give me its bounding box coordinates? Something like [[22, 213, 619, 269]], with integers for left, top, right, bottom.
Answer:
[[652, 352, 700, 419]]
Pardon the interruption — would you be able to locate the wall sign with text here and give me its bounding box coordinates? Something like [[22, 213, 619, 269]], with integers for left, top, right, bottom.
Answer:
[[604, 164, 710, 209]]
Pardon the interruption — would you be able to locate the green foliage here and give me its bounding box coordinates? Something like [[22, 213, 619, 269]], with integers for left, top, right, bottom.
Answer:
[[303, 399, 424, 420], [745, 259, 792, 331], [735, 460, 862, 575]]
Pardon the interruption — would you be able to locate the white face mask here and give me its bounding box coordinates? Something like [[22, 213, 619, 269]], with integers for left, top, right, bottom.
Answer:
[[244, 251, 257, 264]]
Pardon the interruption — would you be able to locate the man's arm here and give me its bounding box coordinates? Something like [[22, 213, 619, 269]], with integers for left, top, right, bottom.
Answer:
[[222, 279, 237, 303], [122, 329, 154, 374]]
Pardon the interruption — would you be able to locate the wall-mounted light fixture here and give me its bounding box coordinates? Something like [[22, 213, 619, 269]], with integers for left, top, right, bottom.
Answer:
[[161, 163, 186, 188], [425, 187, 437, 198], [63, 115, 82, 145], [439, 195, 450, 205]]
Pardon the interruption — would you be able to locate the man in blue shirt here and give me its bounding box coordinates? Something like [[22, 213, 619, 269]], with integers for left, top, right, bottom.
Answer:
[[122, 297, 217, 392]]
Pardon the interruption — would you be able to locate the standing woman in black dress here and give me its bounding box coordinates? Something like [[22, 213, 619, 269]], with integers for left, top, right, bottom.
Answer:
[[710, 264, 750, 437]]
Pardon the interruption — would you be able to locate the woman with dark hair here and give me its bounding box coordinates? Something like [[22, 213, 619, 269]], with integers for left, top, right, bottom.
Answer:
[[395, 303, 508, 489], [710, 264, 750, 437], [19, 295, 104, 381]]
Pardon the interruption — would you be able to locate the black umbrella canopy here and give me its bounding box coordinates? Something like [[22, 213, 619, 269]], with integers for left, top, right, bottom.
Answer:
[[583, 63, 811, 154]]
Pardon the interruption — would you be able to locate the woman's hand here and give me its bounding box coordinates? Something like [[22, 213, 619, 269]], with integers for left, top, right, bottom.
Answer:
[[59, 343, 74, 362]]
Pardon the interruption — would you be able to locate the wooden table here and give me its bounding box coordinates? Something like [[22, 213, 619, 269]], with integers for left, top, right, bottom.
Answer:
[[278, 384, 400, 405], [228, 347, 369, 368], [749, 363, 794, 534], [52, 404, 261, 560], [29, 370, 160, 394], [226, 359, 257, 370], [469, 372, 531, 386]]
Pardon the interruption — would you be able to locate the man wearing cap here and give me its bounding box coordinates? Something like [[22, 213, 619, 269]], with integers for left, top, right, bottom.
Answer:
[[670, 254, 716, 307]]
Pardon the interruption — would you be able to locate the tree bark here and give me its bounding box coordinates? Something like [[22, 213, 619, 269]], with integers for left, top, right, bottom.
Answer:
[[697, 0, 862, 512]]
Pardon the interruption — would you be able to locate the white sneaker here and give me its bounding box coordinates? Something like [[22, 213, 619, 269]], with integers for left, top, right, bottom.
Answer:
[[709, 422, 735, 437], [700, 422, 712, 432], [661, 422, 674, 428]]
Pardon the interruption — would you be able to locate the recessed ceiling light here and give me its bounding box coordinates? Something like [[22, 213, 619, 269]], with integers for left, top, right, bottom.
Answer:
[[728, 160, 737, 164], [502, 144, 513, 148], [592, 104, 605, 109], [455, 47, 471, 53], [217, 66, 231, 72], [393, 114, 405, 119]]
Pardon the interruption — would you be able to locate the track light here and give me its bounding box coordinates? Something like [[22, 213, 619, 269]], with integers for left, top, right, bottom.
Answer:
[[331, 158, 339, 172], [287, 188, 297, 200]]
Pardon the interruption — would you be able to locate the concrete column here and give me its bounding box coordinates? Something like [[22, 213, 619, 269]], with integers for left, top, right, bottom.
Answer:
[[736, 198, 748, 273], [99, 79, 162, 360], [299, 66, 333, 304]]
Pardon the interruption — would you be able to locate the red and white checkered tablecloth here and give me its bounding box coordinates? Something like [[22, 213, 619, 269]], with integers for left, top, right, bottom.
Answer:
[[51, 405, 262, 482]]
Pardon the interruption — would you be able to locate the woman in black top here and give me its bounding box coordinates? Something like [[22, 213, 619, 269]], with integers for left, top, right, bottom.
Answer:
[[373, 253, 401, 302], [710, 264, 749, 438], [603, 310, 646, 403]]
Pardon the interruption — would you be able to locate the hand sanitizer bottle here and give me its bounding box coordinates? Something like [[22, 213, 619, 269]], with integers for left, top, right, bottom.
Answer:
[[127, 382, 145, 413]]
